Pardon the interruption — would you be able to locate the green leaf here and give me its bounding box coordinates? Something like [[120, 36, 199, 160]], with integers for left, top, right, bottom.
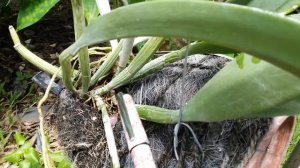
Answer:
[[183, 55, 300, 122], [61, 0, 300, 78], [24, 147, 39, 164], [227, 0, 300, 13], [2, 151, 22, 163], [17, 0, 59, 30], [1, 141, 31, 163], [83, 0, 99, 25], [19, 160, 31, 168], [15, 131, 26, 146], [18, 141, 33, 153]]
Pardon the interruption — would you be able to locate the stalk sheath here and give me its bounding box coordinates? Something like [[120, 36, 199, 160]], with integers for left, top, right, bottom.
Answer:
[[71, 0, 90, 93], [136, 105, 179, 124], [117, 38, 135, 73], [94, 37, 164, 95], [90, 40, 124, 86], [130, 42, 235, 83]]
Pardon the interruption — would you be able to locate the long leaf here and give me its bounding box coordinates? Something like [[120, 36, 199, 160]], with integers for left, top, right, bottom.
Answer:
[[183, 55, 300, 122], [61, 0, 300, 78]]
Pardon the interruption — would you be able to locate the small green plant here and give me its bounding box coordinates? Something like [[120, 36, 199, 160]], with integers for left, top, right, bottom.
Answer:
[[2, 131, 71, 168], [16, 71, 32, 84], [2, 131, 42, 167], [8, 91, 21, 108]]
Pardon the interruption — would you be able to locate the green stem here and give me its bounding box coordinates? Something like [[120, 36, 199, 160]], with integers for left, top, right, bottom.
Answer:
[[129, 42, 235, 83], [117, 38, 134, 73], [71, 0, 90, 93], [90, 40, 124, 86], [94, 37, 164, 95], [136, 105, 179, 124], [59, 50, 77, 93], [9, 26, 62, 78]]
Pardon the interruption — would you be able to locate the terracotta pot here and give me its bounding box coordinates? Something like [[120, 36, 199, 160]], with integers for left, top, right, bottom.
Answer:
[[245, 116, 295, 168]]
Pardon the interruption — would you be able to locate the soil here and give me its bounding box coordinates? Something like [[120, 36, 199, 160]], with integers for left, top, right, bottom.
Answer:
[[1, 2, 271, 168]]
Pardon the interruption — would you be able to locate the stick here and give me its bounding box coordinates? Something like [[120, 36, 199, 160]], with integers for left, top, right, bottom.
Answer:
[[37, 69, 60, 168]]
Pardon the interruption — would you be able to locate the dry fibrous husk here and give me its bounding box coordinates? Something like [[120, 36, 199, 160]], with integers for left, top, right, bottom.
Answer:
[[49, 54, 271, 168]]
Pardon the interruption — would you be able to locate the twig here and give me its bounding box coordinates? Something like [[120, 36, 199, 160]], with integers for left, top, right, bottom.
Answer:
[[37, 68, 60, 168]]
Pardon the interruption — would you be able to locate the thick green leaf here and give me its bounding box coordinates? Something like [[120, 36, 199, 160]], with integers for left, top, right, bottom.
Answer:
[[15, 131, 26, 146], [83, 0, 99, 25], [183, 55, 300, 122], [61, 0, 300, 78], [24, 147, 39, 164], [17, 0, 59, 30]]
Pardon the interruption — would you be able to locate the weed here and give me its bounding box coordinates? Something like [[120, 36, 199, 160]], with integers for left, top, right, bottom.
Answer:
[[8, 91, 21, 108], [1, 131, 71, 167], [16, 71, 32, 85]]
